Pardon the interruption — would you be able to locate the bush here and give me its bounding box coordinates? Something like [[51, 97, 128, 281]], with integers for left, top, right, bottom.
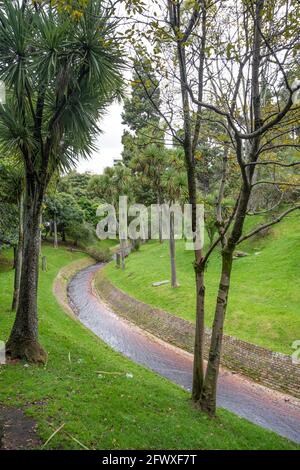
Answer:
[[85, 246, 111, 263], [67, 222, 96, 246], [131, 239, 141, 251]]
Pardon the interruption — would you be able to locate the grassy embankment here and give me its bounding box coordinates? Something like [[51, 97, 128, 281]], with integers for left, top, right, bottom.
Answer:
[[104, 214, 300, 354], [0, 245, 298, 449]]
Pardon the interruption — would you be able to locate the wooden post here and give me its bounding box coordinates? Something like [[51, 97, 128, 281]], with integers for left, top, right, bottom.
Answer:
[[42, 256, 47, 272]]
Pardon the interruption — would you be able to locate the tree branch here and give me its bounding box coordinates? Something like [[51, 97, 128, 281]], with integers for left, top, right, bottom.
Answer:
[[237, 205, 300, 245]]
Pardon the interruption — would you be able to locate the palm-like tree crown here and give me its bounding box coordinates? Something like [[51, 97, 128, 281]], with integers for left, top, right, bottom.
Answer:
[[0, 0, 124, 179]]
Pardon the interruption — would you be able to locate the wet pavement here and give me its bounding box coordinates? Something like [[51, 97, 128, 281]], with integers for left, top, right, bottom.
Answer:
[[68, 263, 300, 444]]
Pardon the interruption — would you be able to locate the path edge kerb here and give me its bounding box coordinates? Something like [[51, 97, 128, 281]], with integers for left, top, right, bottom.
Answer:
[[52, 256, 96, 319], [94, 266, 300, 399]]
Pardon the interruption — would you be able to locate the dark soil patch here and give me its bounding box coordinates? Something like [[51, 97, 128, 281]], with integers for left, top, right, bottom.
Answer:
[[0, 405, 42, 450]]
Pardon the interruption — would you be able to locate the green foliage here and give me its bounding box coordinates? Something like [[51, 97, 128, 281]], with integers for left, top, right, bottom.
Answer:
[[0, 159, 23, 204], [88, 164, 133, 206], [121, 55, 163, 166], [130, 144, 167, 205], [195, 143, 224, 196], [53, 0, 88, 19], [162, 149, 188, 204], [132, 239, 141, 251], [122, 57, 161, 133], [77, 197, 100, 226], [67, 221, 96, 246], [0, 202, 18, 247], [58, 172, 94, 199], [43, 192, 84, 239], [85, 245, 111, 262], [87, 174, 107, 201], [0, 159, 23, 247]]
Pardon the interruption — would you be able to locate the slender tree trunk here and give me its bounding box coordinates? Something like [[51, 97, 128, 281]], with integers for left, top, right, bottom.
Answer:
[[198, 0, 264, 414], [11, 192, 24, 312], [180, 74, 206, 399], [169, 210, 178, 288], [6, 176, 47, 363], [199, 248, 233, 415], [120, 239, 125, 270], [216, 147, 228, 247], [157, 193, 163, 244], [167, 0, 207, 399], [42, 256, 47, 272], [39, 213, 43, 254], [199, 187, 251, 414], [12, 246, 17, 269], [192, 265, 206, 401], [177, 45, 206, 397], [53, 215, 58, 249]]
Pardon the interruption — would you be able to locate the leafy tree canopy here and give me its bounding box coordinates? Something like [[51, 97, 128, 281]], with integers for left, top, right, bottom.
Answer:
[[122, 57, 161, 133]]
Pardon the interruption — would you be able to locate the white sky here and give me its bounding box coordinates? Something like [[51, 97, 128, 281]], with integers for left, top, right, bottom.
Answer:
[[76, 101, 125, 174], [75, 0, 157, 176]]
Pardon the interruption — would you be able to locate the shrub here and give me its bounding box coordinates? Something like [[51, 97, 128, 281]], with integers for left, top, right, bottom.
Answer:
[[85, 246, 111, 263], [67, 222, 96, 246], [131, 239, 141, 251]]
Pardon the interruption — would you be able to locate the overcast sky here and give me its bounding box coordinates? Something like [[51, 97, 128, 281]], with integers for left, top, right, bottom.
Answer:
[[76, 101, 125, 175]]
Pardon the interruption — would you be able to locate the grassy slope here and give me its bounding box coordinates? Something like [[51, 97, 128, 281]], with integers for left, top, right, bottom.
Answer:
[[0, 246, 297, 449], [104, 214, 300, 354], [85, 238, 119, 251]]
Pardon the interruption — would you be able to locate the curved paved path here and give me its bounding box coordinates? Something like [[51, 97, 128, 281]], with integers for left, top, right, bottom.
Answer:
[[68, 264, 300, 444]]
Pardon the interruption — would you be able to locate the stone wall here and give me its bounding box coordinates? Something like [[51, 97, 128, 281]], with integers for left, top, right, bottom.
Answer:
[[95, 269, 300, 399]]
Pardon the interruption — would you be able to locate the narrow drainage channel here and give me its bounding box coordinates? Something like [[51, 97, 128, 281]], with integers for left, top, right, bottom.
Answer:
[[68, 263, 300, 444]]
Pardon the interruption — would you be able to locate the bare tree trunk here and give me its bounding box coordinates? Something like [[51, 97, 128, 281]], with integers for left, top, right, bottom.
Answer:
[[178, 46, 205, 397], [199, 248, 233, 414], [39, 212, 43, 254], [42, 256, 47, 272], [192, 266, 206, 401], [53, 215, 58, 249], [120, 239, 125, 270], [199, 187, 251, 414], [197, 0, 264, 416], [165, 0, 206, 398], [169, 210, 178, 288], [6, 175, 47, 363], [11, 192, 24, 312], [157, 193, 163, 244], [171, 1, 207, 398], [12, 246, 17, 269], [216, 147, 228, 247]]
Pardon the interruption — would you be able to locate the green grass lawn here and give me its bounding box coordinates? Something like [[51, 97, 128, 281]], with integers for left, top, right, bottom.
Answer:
[[0, 245, 298, 449], [104, 214, 300, 354]]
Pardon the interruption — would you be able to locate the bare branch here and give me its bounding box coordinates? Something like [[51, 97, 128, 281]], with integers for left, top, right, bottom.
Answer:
[[237, 205, 300, 245]]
